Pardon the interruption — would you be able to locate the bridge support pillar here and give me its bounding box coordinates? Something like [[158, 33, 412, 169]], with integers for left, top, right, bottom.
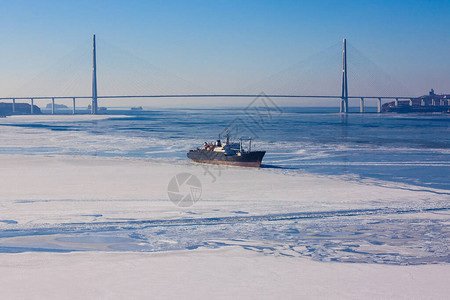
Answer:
[[72, 98, 76, 114], [339, 98, 349, 113], [12, 98, 15, 113], [360, 97, 364, 113], [394, 98, 399, 107], [51, 97, 55, 115], [30, 98, 34, 114], [440, 99, 445, 106], [409, 98, 413, 106], [377, 98, 382, 113], [431, 99, 436, 106], [421, 98, 426, 106]]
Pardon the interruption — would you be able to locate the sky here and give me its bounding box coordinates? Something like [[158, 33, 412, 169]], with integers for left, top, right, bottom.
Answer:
[[0, 0, 449, 107]]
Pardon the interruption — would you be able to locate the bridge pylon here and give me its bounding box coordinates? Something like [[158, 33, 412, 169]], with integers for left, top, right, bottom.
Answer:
[[91, 34, 98, 114], [340, 38, 349, 113]]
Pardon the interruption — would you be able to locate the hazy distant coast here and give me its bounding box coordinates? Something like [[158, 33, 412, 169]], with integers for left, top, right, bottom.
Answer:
[[0, 102, 41, 116]]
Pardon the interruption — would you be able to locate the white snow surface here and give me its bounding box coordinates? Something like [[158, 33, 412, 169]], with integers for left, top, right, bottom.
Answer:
[[0, 154, 446, 224], [0, 247, 449, 300], [0, 153, 449, 299]]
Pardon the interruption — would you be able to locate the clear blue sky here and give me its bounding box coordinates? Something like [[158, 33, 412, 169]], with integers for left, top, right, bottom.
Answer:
[[0, 0, 449, 106]]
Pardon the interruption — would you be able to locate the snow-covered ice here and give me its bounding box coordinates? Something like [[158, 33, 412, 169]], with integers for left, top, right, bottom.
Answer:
[[0, 114, 449, 299], [1, 247, 449, 300]]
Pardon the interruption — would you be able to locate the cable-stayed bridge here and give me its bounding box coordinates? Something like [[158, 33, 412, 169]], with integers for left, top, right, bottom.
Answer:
[[1, 35, 448, 114]]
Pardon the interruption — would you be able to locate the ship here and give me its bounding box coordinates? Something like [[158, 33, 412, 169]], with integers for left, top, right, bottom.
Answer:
[[187, 131, 266, 168]]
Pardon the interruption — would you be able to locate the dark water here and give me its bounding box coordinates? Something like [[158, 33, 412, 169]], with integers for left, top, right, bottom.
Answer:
[[1, 107, 449, 190]]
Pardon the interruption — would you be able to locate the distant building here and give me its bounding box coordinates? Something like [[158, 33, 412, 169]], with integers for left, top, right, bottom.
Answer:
[[87, 104, 107, 112], [382, 90, 450, 113]]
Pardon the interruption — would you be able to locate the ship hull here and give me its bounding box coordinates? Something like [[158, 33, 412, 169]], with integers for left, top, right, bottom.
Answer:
[[187, 150, 266, 168]]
